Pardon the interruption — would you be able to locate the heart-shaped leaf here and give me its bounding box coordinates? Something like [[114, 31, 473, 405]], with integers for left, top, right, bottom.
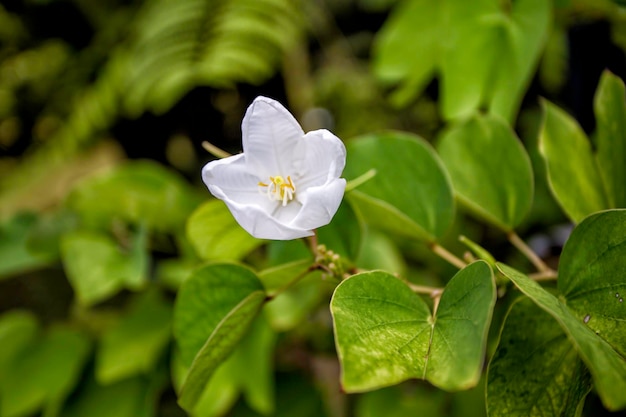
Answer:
[[331, 261, 494, 392]]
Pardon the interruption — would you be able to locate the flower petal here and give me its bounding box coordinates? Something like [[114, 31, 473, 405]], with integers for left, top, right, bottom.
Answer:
[[291, 178, 346, 230], [202, 154, 270, 207], [295, 129, 347, 190], [242, 96, 305, 177], [210, 185, 313, 240]]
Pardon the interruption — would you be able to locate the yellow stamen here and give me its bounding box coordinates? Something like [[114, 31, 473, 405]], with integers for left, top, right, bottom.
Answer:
[[258, 175, 296, 206]]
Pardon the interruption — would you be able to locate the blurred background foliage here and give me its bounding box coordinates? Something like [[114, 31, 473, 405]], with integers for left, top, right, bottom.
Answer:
[[0, 0, 625, 416]]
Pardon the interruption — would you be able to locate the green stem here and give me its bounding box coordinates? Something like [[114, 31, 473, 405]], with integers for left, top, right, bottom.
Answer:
[[429, 242, 467, 269], [507, 231, 554, 273]]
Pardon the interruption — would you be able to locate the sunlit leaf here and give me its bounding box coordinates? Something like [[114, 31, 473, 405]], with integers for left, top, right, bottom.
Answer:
[[186, 200, 263, 261], [487, 298, 592, 417], [345, 132, 454, 241], [437, 114, 533, 230], [331, 261, 494, 392]]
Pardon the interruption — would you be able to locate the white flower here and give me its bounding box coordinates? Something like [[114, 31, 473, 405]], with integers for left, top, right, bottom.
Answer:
[[202, 96, 347, 240]]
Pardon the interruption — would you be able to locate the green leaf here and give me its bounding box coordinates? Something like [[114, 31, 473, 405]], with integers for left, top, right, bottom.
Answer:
[[594, 71, 626, 208], [0, 311, 39, 375], [96, 290, 172, 384], [69, 161, 201, 232], [373, 0, 549, 122], [539, 100, 609, 222], [356, 385, 446, 417], [558, 210, 626, 358], [487, 297, 592, 417], [437, 114, 533, 230], [173, 264, 268, 411], [173, 316, 276, 417], [186, 200, 263, 261], [331, 261, 494, 392], [60, 374, 163, 417], [497, 263, 626, 410], [0, 213, 52, 279], [317, 199, 362, 261], [61, 229, 148, 306], [0, 326, 91, 417], [178, 290, 266, 411], [345, 132, 454, 241]]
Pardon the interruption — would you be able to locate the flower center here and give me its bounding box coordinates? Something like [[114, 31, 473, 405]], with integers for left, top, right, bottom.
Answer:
[[258, 175, 296, 206]]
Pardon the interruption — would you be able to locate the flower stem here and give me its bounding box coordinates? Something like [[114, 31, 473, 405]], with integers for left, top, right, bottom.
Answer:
[[428, 242, 467, 269], [201, 141, 232, 158], [267, 264, 317, 298], [507, 231, 553, 273], [345, 169, 377, 192]]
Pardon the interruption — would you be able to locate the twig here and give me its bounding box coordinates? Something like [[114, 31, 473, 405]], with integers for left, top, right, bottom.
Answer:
[[428, 243, 467, 269], [507, 231, 553, 273], [529, 270, 558, 281]]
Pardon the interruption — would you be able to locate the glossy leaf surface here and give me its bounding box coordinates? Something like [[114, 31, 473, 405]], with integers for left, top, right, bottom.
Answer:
[[332, 261, 494, 392]]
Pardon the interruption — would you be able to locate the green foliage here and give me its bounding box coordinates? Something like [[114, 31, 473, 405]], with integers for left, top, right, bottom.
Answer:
[[61, 228, 148, 306], [487, 298, 592, 417], [373, 0, 550, 122], [3, 1, 626, 416], [540, 72, 626, 222], [331, 261, 495, 392], [173, 264, 267, 411], [345, 132, 455, 242], [497, 262, 626, 410], [186, 200, 263, 261], [0, 312, 91, 417], [437, 114, 534, 230], [96, 290, 172, 384]]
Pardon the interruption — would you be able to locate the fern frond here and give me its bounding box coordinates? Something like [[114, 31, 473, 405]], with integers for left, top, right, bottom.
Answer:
[[124, 0, 304, 115]]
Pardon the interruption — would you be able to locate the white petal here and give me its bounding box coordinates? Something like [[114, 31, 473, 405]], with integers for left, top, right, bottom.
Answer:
[[210, 185, 313, 240], [290, 178, 346, 230], [242, 96, 305, 177], [202, 154, 270, 207], [295, 129, 347, 190]]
